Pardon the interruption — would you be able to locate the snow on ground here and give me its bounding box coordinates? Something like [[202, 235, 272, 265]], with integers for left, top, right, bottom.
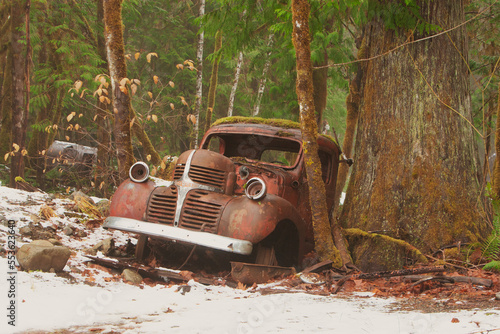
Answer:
[[0, 186, 499, 334]]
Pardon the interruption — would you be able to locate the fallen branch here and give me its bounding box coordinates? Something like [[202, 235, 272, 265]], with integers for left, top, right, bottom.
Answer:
[[403, 275, 493, 288], [332, 266, 446, 294]]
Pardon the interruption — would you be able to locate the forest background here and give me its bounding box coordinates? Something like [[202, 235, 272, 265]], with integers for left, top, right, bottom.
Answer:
[[0, 0, 499, 270]]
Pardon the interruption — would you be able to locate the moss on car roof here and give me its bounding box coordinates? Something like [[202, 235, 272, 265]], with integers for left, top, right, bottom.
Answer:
[[211, 116, 339, 146], [211, 116, 301, 130]]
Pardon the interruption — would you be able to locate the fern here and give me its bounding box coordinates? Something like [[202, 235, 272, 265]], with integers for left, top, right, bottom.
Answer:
[[482, 261, 500, 273]]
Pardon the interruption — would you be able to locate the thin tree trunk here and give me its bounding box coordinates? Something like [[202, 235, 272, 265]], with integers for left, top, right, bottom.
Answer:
[[10, 0, 30, 187], [96, 0, 111, 196], [228, 51, 243, 117], [193, 0, 205, 148], [312, 50, 328, 127], [252, 34, 273, 117], [492, 84, 500, 198], [204, 30, 222, 133], [103, 0, 134, 182], [292, 0, 342, 267]]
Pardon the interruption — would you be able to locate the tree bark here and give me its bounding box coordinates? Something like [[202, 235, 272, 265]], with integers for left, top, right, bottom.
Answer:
[[103, 0, 134, 182], [10, 0, 29, 187], [340, 0, 488, 271], [228, 51, 243, 117], [292, 0, 342, 267], [252, 34, 274, 117], [193, 0, 205, 148], [204, 30, 222, 133]]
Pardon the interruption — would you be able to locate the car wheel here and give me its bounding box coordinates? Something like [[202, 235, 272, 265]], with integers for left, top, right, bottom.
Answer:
[[135, 234, 150, 261], [254, 243, 278, 266]]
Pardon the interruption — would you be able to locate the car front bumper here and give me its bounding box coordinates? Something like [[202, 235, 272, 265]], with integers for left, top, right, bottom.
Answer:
[[103, 216, 253, 255]]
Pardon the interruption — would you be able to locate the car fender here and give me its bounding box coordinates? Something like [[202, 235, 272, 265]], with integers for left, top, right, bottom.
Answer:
[[218, 194, 307, 245], [109, 179, 156, 221]]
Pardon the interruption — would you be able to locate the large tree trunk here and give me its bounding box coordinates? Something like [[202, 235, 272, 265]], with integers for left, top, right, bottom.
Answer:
[[292, 0, 342, 267], [10, 0, 29, 187], [103, 0, 134, 182], [340, 0, 488, 271]]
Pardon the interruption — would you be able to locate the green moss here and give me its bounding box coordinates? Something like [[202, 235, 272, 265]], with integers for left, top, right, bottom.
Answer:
[[212, 116, 301, 129]]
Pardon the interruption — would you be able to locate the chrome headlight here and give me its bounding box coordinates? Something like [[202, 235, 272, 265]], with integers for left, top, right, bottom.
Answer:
[[244, 177, 266, 200], [129, 162, 149, 183]]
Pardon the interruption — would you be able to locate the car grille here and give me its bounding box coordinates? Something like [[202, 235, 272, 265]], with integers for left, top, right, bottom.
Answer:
[[147, 187, 177, 225], [180, 190, 222, 233], [173, 163, 226, 190]]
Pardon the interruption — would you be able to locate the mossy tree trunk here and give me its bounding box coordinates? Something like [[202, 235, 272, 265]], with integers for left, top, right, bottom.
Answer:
[[193, 0, 205, 148], [340, 0, 488, 271], [10, 0, 29, 187], [292, 0, 343, 267], [204, 30, 222, 133], [103, 0, 134, 182], [312, 50, 328, 128]]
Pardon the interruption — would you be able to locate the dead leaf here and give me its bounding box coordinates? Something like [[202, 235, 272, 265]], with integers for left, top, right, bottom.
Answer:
[[135, 52, 140, 60], [147, 52, 158, 63], [152, 114, 158, 123], [153, 75, 159, 84], [169, 81, 174, 88]]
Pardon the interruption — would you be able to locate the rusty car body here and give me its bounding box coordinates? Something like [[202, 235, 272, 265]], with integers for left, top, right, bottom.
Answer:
[[103, 117, 341, 267]]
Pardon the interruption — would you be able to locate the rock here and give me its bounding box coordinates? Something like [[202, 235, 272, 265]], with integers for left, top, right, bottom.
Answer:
[[122, 269, 143, 284], [92, 237, 114, 255], [496, 292, 500, 301], [76, 229, 87, 238], [16, 240, 71, 272], [19, 226, 32, 236], [96, 199, 110, 217], [63, 226, 74, 236], [48, 238, 62, 246]]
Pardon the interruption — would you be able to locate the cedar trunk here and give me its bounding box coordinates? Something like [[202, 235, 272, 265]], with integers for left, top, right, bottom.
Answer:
[[292, 0, 342, 266], [103, 0, 134, 182], [340, 0, 488, 271], [10, 0, 29, 187]]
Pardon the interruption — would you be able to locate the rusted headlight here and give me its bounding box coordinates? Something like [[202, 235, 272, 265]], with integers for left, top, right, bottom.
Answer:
[[129, 162, 149, 183], [244, 177, 266, 200]]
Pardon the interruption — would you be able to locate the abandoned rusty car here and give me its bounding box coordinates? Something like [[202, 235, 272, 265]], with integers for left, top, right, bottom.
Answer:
[[103, 117, 342, 268]]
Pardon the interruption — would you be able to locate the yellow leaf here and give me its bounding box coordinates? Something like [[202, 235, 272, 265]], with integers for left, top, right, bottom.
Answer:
[[120, 78, 130, 86], [79, 113, 83, 118], [147, 52, 158, 63], [130, 117, 136, 128], [176, 64, 184, 70], [94, 74, 102, 82], [95, 88, 102, 96], [131, 84, 137, 96], [12, 143, 20, 152], [74, 80, 83, 91], [75, 124, 80, 131], [119, 86, 128, 95], [99, 181, 105, 190], [148, 91, 153, 99], [102, 88, 108, 95], [105, 97, 111, 104], [170, 103, 175, 110], [189, 114, 196, 125], [160, 161, 166, 170], [183, 60, 194, 67], [153, 75, 159, 84], [150, 101, 154, 108], [41, 150, 46, 156], [150, 166, 157, 176], [135, 52, 140, 60], [100, 76, 107, 85], [21, 149, 27, 156], [91, 181, 95, 187], [152, 114, 158, 123], [67, 113, 74, 122], [4, 152, 10, 161], [133, 79, 141, 85], [125, 54, 131, 60], [147, 115, 151, 121], [169, 81, 174, 88], [70, 92, 74, 98], [146, 154, 151, 161], [66, 186, 71, 194], [93, 115, 98, 121], [53, 124, 58, 130], [99, 95, 106, 103], [65, 136, 70, 141], [180, 96, 188, 106], [80, 89, 86, 98]]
